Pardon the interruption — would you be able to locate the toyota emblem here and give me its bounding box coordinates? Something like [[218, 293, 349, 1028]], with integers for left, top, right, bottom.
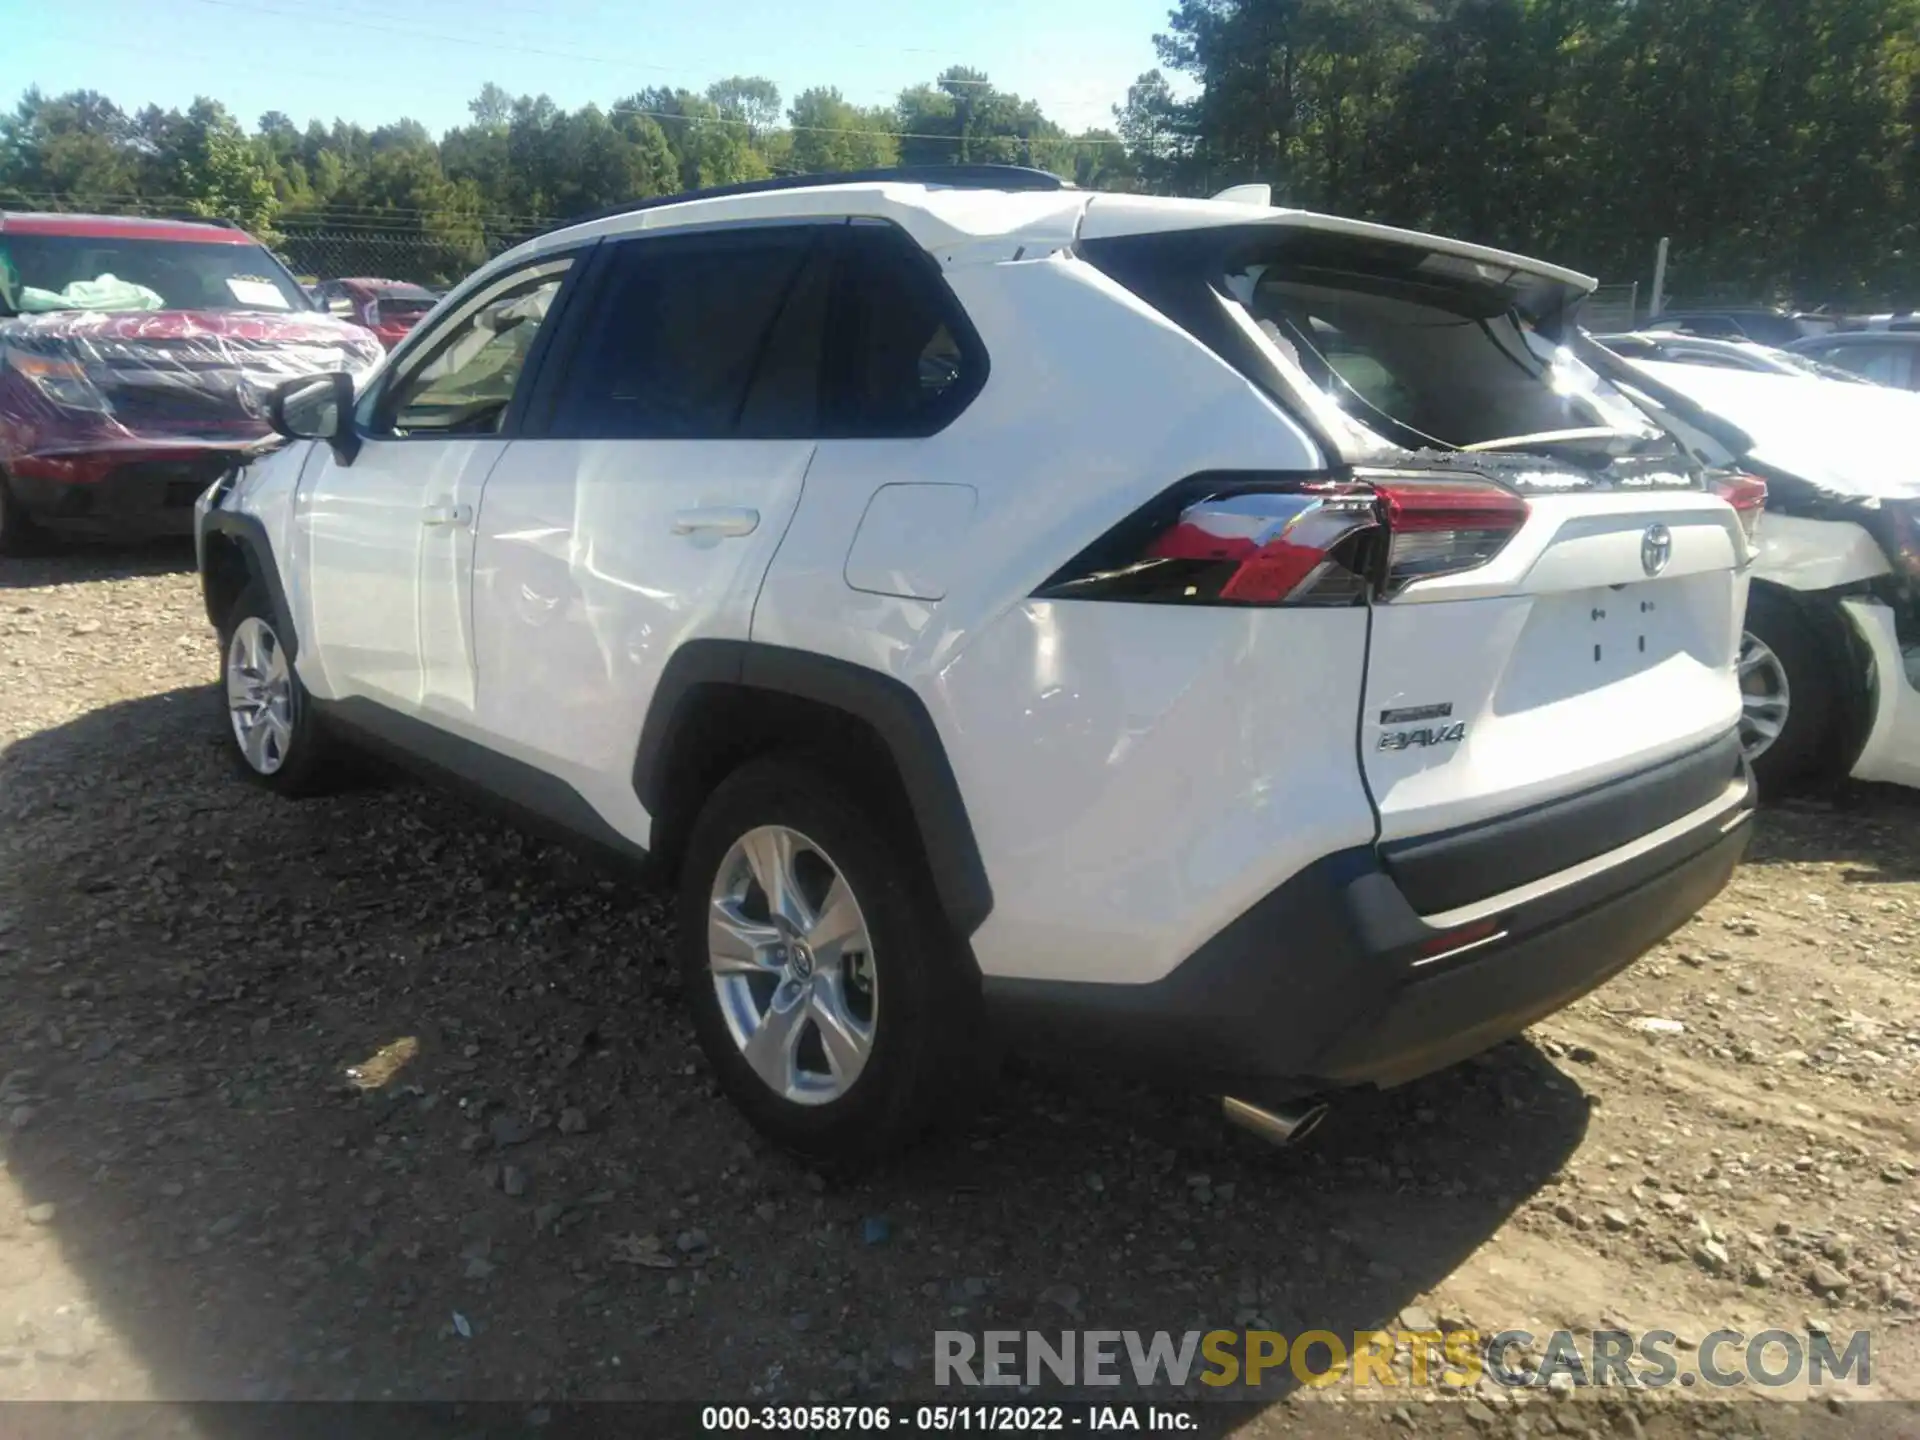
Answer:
[[1641, 522, 1673, 577]]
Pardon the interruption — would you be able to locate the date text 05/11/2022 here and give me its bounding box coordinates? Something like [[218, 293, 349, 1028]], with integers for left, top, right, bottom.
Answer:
[[700, 1404, 1199, 1431]]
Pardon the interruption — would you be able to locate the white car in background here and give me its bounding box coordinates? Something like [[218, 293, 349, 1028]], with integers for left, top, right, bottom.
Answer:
[[1595, 331, 1872, 385], [1600, 357, 1920, 793]]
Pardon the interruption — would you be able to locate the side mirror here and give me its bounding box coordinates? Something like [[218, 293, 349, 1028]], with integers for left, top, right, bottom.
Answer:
[[267, 371, 360, 464]]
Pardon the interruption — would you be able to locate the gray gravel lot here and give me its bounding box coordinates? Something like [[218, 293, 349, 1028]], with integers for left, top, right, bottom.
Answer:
[[1, 543, 1916, 1437]]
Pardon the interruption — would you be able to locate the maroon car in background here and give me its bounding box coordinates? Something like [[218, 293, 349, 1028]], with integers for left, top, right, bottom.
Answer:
[[313, 276, 439, 350], [0, 212, 382, 549]]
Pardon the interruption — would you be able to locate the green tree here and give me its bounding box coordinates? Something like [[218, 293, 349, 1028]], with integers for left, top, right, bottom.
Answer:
[[707, 77, 782, 140], [0, 89, 139, 210], [134, 98, 278, 234], [788, 87, 900, 173], [896, 68, 1067, 170], [1114, 70, 1194, 192]]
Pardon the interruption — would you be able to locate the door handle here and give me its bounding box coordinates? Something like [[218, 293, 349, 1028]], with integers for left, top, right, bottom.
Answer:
[[671, 506, 760, 538], [422, 501, 472, 528]]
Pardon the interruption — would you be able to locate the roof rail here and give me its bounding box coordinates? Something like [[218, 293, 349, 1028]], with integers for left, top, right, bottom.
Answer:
[[551, 164, 1071, 236]]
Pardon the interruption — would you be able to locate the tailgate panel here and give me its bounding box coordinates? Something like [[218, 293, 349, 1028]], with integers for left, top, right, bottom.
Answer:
[[1364, 494, 1746, 847]]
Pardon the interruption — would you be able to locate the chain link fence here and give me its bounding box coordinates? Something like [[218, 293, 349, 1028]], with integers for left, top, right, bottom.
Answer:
[[273, 228, 530, 288], [1581, 282, 1641, 332]]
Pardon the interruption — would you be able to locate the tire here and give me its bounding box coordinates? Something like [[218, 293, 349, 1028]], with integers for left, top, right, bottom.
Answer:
[[0, 473, 44, 557], [216, 584, 340, 796], [678, 754, 983, 1166], [1741, 589, 1840, 796]]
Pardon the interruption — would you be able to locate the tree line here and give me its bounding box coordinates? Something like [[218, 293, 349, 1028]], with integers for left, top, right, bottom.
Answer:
[[2, 0, 1916, 305], [0, 70, 1133, 284], [1139, 0, 1920, 307]]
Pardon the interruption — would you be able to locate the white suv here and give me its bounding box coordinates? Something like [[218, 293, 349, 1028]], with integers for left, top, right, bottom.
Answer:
[[197, 166, 1761, 1163]]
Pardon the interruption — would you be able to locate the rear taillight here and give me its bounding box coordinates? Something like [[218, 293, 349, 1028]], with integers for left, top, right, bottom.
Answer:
[[1711, 472, 1767, 550], [1035, 472, 1529, 606], [1141, 488, 1380, 603], [1370, 477, 1530, 594]]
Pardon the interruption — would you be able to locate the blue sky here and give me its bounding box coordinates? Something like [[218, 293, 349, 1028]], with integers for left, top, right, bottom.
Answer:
[[0, 0, 1178, 137]]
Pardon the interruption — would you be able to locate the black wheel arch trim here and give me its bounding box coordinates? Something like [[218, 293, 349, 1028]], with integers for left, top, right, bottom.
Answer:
[[198, 508, 301, 659], [633, 639, 994, 937], [1746, 579, 1878, 778]]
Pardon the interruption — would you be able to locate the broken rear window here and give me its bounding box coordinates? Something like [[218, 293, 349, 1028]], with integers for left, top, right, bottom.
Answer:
[[1081, 226, 1662, 460]]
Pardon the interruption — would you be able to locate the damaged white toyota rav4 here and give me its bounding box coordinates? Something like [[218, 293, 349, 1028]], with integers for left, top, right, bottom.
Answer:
[[197, 166, 1761, 1162]]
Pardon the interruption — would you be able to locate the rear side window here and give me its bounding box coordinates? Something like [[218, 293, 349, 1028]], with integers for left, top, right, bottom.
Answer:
[[824, 223, 984, 438], [547, 228, 827, 440]]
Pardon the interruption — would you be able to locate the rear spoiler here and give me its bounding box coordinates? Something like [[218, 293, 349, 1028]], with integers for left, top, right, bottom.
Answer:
[[1081, 198, 1598, 332]]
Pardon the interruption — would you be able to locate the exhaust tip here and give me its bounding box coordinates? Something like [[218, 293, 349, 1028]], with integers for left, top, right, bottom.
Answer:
[[1222, 1095, 1330, 1148]]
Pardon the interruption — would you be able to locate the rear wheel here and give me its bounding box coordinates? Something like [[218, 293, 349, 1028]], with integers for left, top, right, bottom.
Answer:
[[218, 585, 340, 796], [1740, 590, 1840, 795], [678, 755, 981, 1165]]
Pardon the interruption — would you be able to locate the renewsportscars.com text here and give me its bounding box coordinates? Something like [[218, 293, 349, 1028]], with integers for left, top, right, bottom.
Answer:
[[934, 1328, 1871, 1391]]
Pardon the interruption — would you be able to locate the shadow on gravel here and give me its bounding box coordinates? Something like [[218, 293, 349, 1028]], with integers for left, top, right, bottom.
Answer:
[[1744, 784, 1920, 885], [0, 540, 195, 591], [0, 686, 1590, 1414]]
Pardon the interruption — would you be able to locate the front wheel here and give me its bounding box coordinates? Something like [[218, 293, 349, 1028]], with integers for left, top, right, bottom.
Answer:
[[217, 585, 339, 796], [0, 474, 43, 556], [677, 756, 982, 1165], [1740, 591, 1842, 795]]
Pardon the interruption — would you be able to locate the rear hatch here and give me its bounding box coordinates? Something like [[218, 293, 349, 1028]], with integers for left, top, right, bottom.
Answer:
[[1356, 458, 1748, 895], [1078, 202, 1753, 910]]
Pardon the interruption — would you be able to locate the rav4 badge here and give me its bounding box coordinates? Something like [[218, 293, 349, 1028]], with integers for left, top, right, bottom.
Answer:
[[1378, 723, 1467, 751]]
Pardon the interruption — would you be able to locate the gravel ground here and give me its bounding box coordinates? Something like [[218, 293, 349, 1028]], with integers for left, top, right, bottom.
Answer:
[[1, 544, 1917, 1436]]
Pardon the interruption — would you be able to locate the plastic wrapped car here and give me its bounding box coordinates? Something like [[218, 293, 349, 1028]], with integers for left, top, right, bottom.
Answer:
[[0, 212, 383, 548]]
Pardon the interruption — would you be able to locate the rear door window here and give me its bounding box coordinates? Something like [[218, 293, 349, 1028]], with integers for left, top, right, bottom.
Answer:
[[545, 227, 828, 441]]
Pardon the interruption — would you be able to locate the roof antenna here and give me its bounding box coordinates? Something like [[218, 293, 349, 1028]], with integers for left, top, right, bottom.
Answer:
[[1211, 184, 1272, 207]]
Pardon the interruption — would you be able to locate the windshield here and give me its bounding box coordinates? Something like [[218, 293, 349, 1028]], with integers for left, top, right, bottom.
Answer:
[[376, 297, 436, 322], [0, 234, 310, 316]]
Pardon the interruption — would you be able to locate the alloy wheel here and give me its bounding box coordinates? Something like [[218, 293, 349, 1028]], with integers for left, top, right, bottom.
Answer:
[[1737, 630, 1791, 761], [707, 825, 878, 1105], [226, 616, 296, 775]]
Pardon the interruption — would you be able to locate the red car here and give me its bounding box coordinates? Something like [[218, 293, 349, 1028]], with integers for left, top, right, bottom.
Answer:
[[313, 277, 440, 350], [0, 212, 383, 548]]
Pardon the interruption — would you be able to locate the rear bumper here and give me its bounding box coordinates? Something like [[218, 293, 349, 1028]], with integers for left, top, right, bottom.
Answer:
[[6, 450, 246, 537], [983, 762, 1752, 1098]]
